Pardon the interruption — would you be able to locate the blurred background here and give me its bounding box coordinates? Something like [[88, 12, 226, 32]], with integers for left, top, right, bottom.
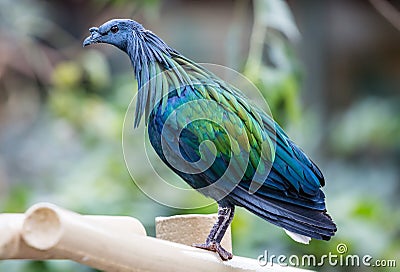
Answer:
[[0, 0, 399, 271]]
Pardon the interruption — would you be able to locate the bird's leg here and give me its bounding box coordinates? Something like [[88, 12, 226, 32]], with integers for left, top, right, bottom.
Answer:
[[193, 204, 235, 260]]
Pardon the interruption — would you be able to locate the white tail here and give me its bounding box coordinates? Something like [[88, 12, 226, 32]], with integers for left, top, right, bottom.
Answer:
[[284, 229, 311, 244]]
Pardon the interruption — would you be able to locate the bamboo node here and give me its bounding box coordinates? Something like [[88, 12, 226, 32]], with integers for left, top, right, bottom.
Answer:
[[23, 203, 63, 250]]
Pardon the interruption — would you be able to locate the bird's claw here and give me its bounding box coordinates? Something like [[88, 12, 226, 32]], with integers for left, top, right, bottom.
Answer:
[[193, 241, 233, 260]]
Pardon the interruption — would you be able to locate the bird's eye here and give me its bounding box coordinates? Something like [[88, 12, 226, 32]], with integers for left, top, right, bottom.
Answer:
[[110, 25, 119, 34]]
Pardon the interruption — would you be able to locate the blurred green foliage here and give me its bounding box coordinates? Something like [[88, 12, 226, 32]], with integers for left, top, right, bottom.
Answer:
[[244, 0, 302, 126], [0, 0, 399, 271]]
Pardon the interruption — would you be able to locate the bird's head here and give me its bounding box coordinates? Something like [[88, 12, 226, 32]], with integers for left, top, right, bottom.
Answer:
[[83, 18, 175, 127], [83, 18, 174, 78], [83, 19, 144, 52]]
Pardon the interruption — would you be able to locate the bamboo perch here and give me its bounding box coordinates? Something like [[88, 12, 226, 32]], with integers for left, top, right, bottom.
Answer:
[[0, 203, 146, 260], [0, 202, 307, 271]]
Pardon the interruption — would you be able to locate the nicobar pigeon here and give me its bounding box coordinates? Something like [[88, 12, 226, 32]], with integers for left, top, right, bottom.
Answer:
[[84, 19, 336, 260]]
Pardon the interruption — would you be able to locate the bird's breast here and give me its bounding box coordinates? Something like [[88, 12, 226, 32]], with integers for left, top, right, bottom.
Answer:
[[146, 86, 236, 198]]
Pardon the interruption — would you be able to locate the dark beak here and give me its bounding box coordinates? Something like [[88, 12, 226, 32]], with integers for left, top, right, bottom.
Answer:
[[83, 27, 102, 47]]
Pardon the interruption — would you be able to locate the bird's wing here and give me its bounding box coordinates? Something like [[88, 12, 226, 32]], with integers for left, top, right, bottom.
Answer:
[[160, 55, 326, 208], [239, 112, 327, 210]]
